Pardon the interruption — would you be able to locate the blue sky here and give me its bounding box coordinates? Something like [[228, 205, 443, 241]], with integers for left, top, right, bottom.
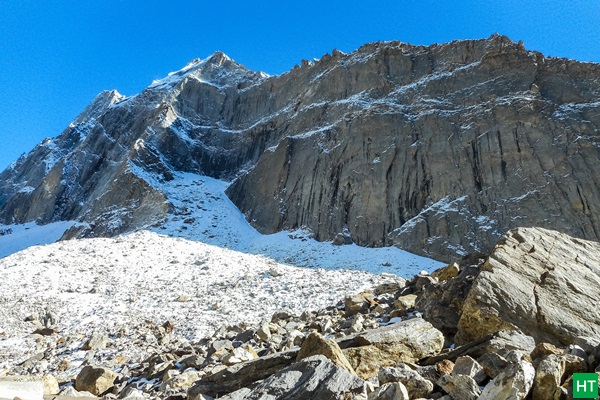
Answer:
[[1, 0, 599, 170]]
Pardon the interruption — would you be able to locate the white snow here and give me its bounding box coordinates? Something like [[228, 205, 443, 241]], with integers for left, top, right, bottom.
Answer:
[[0, 221, 76, 259], [0, 231, 401, 377], [135, 171, 442, 276]]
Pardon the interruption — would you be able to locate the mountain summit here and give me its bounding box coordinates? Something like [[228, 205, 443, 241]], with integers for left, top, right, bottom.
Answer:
[[2, 35, 600, 261]]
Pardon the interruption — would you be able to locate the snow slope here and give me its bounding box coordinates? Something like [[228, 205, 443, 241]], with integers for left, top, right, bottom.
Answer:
[[144, 171, 443, 277], [0, 221, 75, 259], [0, 231, 398, 378]]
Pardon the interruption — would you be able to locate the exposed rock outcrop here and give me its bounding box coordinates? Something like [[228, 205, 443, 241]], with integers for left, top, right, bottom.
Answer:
[[457, 227, 600, 350], [3, 36, 600, 260]]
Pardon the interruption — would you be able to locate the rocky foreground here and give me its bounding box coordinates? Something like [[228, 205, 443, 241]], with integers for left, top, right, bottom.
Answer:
[[2, 226, 600, 399]]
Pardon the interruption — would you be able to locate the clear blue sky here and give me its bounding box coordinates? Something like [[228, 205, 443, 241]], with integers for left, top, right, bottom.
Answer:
[[1, 0, 599, 170]]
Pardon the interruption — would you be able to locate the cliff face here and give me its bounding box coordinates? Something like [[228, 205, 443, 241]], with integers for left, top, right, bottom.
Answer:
[[2, 36, 600, 260], [226, 36, 600, 260]]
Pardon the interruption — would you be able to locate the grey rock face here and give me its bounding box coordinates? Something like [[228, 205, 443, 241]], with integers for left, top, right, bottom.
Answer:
[[216, 355, 367, 400], [457, 227, 600, 350], [3, 36, 600, 260]]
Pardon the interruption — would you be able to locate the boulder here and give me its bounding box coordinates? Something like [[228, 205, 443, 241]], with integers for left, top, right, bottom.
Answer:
[[217, 355, 366, 400], [437, 373, 481, 400], [452, 355, 486, 384], [344, 318, 444, 379], [532, 354, 588, 400], [367, 382, 409, 400], [457, 228, 600, 350], [415, 257, 483, 337], [422, 330, 534, 365], [296, 332, 355, 374], [188, 349, 299, 398], [75, 366, 118, 396], [378, 365, 434, 398], [479, 351, 535, 400]]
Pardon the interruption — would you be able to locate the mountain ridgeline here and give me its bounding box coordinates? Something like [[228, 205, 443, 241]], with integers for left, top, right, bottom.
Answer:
[[2, 35, 600, 261]]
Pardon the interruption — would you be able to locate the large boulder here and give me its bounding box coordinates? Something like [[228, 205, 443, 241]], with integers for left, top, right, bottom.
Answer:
[[479, 351, 535, 400], [217, 355, 367, 400], [457, 227, 600, 350], [296, 332, 355, 374], [343, 318, 444, 379], [75, 366, 117, 396]]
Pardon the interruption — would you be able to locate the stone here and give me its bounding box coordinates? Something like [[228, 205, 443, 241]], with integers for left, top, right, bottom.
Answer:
[[82, 334, 110, 351], [75, 366, 118, 396], [457, 228, 600, 351], [479, 351, 535, 400], [431, 263, 460, 282], [437, 373, 481, 400], [59, 386, 99, 397], [256, 323, 271, 342], [367, 382, 409, 400], [188, 349, 299, 398], [532, 353, 588, 400], [530, 342, 562, 364], [217, 355, 366, 400], [296, 332, 355, 374], [344, 318, 444, 379], [452, 355, 486, 384], [392, 294, 417, 316], [477, 352, 508, 379], [415, 259, 482, 337], [378, 365, 434, 398]]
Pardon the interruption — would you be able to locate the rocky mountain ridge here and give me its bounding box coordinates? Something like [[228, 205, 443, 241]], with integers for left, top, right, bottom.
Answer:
[[2, 35, 600, 260]]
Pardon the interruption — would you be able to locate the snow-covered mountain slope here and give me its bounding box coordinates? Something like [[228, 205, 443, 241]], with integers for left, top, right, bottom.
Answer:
[[139, 170, 442, 276], [0, 230, 404, 379], [0, 221, 76, 259]]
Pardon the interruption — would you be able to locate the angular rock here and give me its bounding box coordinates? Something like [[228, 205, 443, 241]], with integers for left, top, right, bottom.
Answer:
[[75, 366, 118, 396], [344, 318, 444, 379], [431, 262, 460, 282], [479, 351, 535, 400], [188, 349, 299, 398], [367, 382, 409, 400], [422, 330, 534, 365], [296, 332, 355, 374], [452, 355, 486, 384], [457, 228, 600, 350], [378, 365, 434, 398], [217, 355, 366, 400], [532, 354, 588, 400], [437, 373, 481, 400], [415, 257, 483, 337]]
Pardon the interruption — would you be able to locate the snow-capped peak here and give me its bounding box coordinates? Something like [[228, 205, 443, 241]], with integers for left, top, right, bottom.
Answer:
[[149, 51, 256, 90]]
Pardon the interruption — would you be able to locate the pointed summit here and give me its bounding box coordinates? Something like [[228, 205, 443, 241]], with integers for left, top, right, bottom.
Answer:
[[204, 51, 231, 66]]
